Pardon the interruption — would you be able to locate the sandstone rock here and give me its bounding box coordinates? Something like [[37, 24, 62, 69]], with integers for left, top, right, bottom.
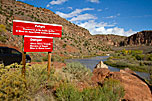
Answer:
[[95, 61, 108, 69], [92, 68, 110, 84], [108, 72, 152, 101], [120, 68, 136, 75], [92, 64, 152, 101]]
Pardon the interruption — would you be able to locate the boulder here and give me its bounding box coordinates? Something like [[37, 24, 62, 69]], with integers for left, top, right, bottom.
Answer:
[[92, 68, 110, 84], [120, 68, 136, 75], [92, 63, 152, 101], [109, 72, 152, 101], [94, 61, 108, 69]]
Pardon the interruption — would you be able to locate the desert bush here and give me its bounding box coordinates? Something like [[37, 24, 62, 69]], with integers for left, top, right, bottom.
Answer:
[[0, 24, 6, 32], [62, 62, 92, 81], [42, 55, 48, 61], [55, 82, 82, 101], [0, 35, 8, 43], [131, 50, 143, 56], [0, 24, 8, 43], [104, 59, 128, 69], [62, 44, 66, 48], [82, 79, 124, 101], [0, 69, 29, 100], [33, 59, 42, 62], [52, 54, 65, 62], [148, 54, 152, 61], [0, 63, 59, 100], [26, 64, 48, 95], [55, 79, 124, 101], [6, 63, 22, 68], [135, 54, 145, 60]]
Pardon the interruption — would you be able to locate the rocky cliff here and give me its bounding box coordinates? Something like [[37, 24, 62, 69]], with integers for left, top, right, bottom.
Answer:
[[120, 31, 152, 46], [93, 34, 126, 46]]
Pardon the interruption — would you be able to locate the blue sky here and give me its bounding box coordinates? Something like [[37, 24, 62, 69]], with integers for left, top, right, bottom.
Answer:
[[17, 0, 152, 36]]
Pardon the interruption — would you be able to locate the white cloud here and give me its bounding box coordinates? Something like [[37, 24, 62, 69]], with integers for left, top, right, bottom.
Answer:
[[47, 0, 68, 6], [56, 8, 94, 18], [70, 14, 97, 21], [89, 0, 100, 3], [51, 0, 68, 5], [78, 20, 135, 36], [103, 13, 120, 19], [46, 4, 50, 7], [105, 16, 116, 19], [68, 7, 73, 10]]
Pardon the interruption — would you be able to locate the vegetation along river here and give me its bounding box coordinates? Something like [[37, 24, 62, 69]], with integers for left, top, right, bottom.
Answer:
[[66, 56, 150, 80]]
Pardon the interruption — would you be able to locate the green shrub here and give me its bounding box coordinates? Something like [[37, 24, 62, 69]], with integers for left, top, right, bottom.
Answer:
[[135, 54, 145, 60], [33, 59, 42, 62], [0, 35, 8, 43], [0, 69, 29, 100], [0, 24, 6, 32], [131, 50, 143, 56], [148, 54, 152, 61], [62, 62, 92, 81], [26, 64, 48, 95], [62, 44, 67, 48], [56, 82, 82, 101], [42, 55, 48, 61], [52, 54, 65, 62], [55, 79, 124, 101], [0, 63, 59, 100]]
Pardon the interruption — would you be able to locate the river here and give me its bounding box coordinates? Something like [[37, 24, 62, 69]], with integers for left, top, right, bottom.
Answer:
[[66, 56, 150, 80]]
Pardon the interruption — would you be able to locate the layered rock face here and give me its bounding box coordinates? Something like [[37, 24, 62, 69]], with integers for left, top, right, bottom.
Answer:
[[93, 34, 126, 46], [92, 62, 152, 101], [121, 31, 152, 46]]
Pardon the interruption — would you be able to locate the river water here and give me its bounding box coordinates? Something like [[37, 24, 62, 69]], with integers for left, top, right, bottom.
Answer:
[[66, 56, 150, 80]]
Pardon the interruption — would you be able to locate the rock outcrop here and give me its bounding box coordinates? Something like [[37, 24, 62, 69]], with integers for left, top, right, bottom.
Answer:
[[94, 61, 108, 69], [120, 31, 152, 46], [109, 71, 152, 101], [92, 62, 152, 101], [93, 34, 126, 46], [92, 68, 110, 84]]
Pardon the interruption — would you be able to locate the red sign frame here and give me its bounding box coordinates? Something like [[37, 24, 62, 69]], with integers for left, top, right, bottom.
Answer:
[[13, 20, 62, 37], [24, 36, 53, 52]]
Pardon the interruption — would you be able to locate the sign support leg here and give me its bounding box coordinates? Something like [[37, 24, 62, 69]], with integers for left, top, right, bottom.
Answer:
[[22, 36, 26, 77], [47, 52, 52, 79], [22, 52, 26, 77]]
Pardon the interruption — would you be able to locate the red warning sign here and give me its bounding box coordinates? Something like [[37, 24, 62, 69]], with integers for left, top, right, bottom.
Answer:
[[24, 36, 53, 52], [13, 20, 62, 37]]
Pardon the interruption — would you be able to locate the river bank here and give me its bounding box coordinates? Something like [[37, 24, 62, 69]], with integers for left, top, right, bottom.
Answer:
[[65, 56, 150, 80], [65, 56, 152, 100]]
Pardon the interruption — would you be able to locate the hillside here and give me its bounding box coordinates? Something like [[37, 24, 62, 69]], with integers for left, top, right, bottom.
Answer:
[[120, 31, 152, 46], [0, 0, 110, 60], [1, 0, 152, 60], [93, 34, 126, 46]]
